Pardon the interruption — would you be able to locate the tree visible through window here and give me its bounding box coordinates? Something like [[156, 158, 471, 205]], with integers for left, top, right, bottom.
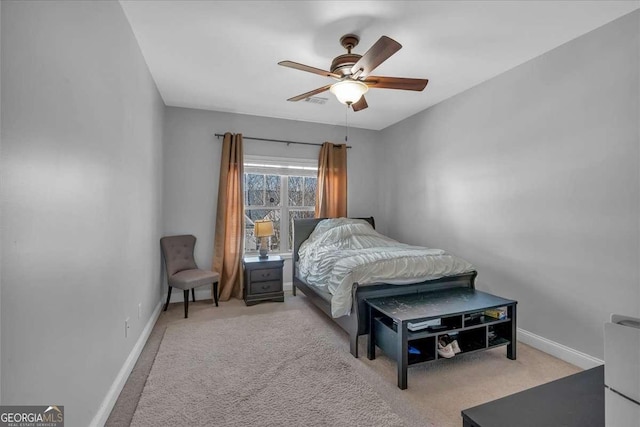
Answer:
[[244, 156, 317, 254]]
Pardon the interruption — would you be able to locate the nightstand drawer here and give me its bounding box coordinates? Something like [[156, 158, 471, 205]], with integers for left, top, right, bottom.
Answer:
[[250, 268, 282, 282], [250, 280, 281, 295]]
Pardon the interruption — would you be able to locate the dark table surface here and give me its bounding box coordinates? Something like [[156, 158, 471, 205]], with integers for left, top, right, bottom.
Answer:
[[461, 365, 604, 427], [365, 288, 516, 323]]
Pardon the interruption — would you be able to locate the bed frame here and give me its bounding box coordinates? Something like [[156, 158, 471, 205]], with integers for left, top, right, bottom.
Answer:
[[292, 217, 477, 358]]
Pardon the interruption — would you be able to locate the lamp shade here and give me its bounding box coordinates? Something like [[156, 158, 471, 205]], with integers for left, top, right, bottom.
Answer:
[[254, 220, 274, 237], [330, 80, 368, 105]]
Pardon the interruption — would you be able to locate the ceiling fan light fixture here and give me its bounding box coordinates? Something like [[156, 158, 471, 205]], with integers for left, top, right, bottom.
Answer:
[[330, 80, 368, 105]]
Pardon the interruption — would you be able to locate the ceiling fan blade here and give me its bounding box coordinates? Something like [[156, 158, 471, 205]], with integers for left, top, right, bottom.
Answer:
[[364, 76, 429, 91], [351, 96, 368, 112], [278, 60, 341, 79], [350, 36, 402, 78], [287, 84, 332, 102]]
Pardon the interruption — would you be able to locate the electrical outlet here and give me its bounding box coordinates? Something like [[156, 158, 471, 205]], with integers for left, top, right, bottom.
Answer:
[[138, 303, 142, 319], [125, 317, 130, 338]]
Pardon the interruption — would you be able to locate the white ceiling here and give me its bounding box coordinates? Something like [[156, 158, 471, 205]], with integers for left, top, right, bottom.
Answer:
[[120, 1, 639, 131]]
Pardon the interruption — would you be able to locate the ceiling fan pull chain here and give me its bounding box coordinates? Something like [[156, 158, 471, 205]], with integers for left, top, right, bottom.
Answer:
[[345, 104, 349, 142]]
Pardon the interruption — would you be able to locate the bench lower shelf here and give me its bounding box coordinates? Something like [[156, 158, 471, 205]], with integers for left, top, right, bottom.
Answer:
[[374, 316, 513, 366]]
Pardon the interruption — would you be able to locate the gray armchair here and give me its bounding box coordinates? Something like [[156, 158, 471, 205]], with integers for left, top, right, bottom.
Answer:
[[160, 235, 219, 318]]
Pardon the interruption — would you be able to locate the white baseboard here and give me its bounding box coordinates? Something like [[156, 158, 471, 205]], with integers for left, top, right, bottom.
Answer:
[[167, 282, 295, 303], [89, 299, 162, 427], [167, 287, 214, 303], [518, 328, 604, 370]]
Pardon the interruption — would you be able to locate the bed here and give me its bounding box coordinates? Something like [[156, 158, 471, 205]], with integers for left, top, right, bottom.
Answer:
[[292, 217, 478, 358]]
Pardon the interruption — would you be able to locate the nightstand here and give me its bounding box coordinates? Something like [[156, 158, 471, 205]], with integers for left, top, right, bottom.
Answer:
[[242, 255, 285, 306]]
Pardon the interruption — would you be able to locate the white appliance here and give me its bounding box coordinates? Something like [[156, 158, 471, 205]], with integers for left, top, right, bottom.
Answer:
[[604, 314, 640, 427]]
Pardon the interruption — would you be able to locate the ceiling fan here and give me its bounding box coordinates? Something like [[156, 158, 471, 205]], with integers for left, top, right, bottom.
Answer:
[[278, 34, 429, 112]]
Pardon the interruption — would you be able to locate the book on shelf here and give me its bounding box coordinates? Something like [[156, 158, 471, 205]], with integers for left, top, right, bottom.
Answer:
[[408, 318, 441, 331]]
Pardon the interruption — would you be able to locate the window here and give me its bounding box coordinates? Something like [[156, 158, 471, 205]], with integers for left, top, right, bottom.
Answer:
[[244, 155, 317, 254]]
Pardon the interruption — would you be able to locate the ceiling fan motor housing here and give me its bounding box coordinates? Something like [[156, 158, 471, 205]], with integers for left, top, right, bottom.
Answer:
[[331, 54, 362, 77]]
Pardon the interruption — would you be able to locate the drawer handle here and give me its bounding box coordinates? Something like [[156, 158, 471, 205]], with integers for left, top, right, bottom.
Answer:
[[261, 273, 270, 278], [261, 284, 271, 290]]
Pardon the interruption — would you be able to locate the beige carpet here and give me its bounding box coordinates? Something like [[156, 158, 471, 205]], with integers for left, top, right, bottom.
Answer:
[[107, 294, 581, 427], [130, 309, 425, 427]]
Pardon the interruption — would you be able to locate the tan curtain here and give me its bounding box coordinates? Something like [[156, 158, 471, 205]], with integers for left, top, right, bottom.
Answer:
[[315, 142, 347, 218], [212, 132, 244, 301]]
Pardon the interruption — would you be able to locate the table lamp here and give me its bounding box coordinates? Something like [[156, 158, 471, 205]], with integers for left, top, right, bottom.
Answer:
[[254, 219, 274, 259]]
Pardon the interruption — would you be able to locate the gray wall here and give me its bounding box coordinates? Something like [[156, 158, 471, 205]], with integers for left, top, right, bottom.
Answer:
[[163, 107, 380, 299], [377, 11, 639, 360], [1, 1, 164, 425]]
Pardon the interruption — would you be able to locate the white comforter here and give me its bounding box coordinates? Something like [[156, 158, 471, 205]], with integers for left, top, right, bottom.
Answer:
[[297, 218, 475, 318]]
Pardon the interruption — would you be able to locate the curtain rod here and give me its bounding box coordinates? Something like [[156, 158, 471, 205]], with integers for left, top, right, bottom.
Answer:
[[214, 133, 352, 149]]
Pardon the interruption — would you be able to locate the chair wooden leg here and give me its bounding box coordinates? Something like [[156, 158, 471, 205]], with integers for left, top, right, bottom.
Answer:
[[213, 282, 219, 307], [183, 290, 189, 318], [192, 288, 196, 302], [164, 286, 172, 311]]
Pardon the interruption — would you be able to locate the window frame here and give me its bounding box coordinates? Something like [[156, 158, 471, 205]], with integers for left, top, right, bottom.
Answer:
[[243, 155, 318, 255]]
